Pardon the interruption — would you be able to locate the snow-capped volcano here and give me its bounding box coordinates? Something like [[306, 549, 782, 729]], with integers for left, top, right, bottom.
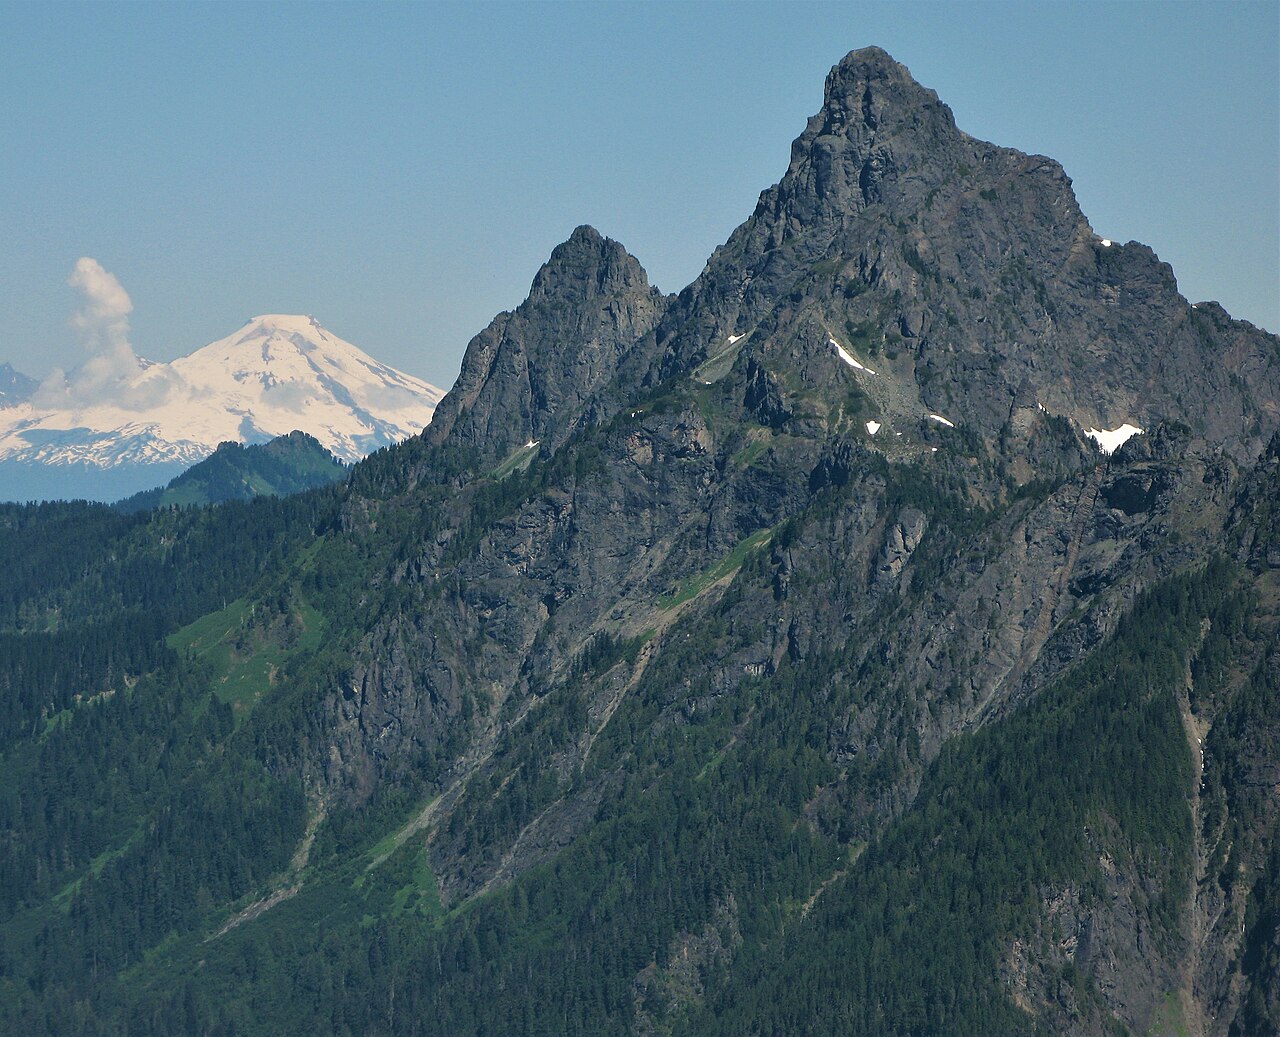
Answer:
[[0, 315, 446, 499], [165, 314, 446, 463]]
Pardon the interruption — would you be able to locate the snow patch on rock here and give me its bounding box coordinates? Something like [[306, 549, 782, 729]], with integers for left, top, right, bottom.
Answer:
[[1084, 423, 1143, 454]]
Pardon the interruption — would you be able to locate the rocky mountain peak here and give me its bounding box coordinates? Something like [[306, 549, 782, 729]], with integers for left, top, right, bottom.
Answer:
[[426, 227, 670, 464], [648, 48, 995, 373], [819, 47, 958, 141], [657, 48, 1279, 462], [526, 225, 648, 305], [771, 47, 964, 221]]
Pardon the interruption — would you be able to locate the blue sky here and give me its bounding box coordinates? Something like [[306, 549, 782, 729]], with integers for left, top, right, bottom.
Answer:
[[2, 1, 1276, 388]]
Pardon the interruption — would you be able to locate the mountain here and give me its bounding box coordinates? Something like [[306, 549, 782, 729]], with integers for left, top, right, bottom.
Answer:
[[114, 431, 347, 513], [0, 363, 36, 408], [647, 47, 1278, 465], [425, 225, 671, 465], [1, 48, 1279, 1037], [0, 314, 445, 502]]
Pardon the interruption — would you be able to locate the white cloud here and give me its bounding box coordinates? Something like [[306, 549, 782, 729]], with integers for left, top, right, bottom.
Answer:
[[69, 256, 133, 343], [33, 258, 186, 411]]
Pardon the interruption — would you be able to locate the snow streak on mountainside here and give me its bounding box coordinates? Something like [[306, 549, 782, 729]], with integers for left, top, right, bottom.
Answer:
[[0, 315, 445, 471]]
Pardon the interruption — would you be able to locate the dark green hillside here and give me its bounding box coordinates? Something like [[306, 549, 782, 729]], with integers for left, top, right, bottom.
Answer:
[[106, 563, 1226, 1037], [115, 431, 347, 513], [704, 565, 1231, 1036]]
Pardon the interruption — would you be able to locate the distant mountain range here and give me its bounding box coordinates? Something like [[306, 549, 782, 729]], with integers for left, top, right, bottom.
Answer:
[[0, 314, 445, 501], [0, 363, 36, 409]]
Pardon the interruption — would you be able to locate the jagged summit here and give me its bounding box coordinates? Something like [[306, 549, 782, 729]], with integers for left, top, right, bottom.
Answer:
[[650, 47, 1280, 461], [823, 45, 945, 103], [426, 227, 670, 462], [527, 225, 651, 305], [761, 46, 968, 227], [817, 47, 961, 149], [424, 46, 1279, 477]]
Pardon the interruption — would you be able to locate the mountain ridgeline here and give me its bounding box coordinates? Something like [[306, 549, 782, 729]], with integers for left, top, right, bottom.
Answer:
[[1, 48, 1279, 1036], [115, 431, 347, 513]]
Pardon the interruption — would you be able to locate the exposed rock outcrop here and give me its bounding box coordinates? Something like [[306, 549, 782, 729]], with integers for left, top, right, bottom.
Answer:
[[425, 225, 672, 466]]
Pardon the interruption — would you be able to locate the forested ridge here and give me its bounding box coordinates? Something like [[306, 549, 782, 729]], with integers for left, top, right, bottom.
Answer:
[[114, 432, 347, 514]]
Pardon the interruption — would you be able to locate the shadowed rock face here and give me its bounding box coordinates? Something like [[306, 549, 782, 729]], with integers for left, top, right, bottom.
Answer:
[[421, 49, 1278, 484], [756, 46, 973, 234], [425, 225, 671, 465], [335, 45, 1280, 884]]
